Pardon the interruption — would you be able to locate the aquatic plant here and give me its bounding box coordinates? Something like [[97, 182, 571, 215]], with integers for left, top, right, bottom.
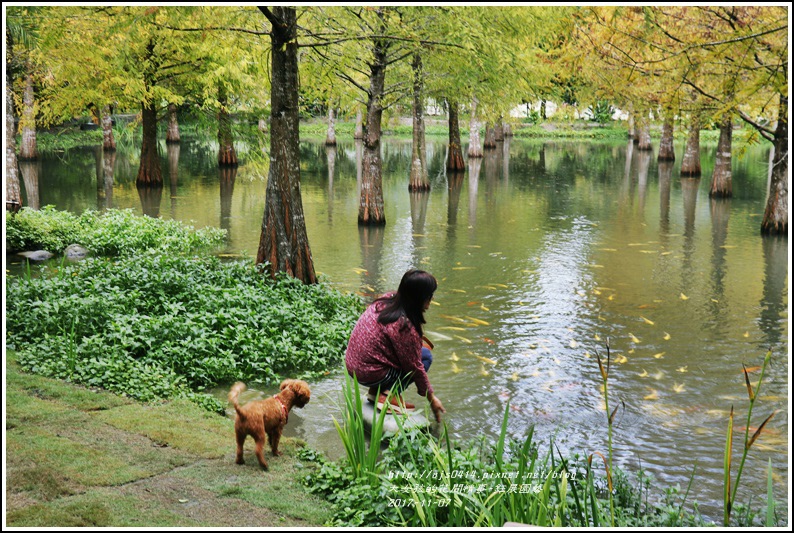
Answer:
[[6, 251, 363, 412], [6, 206, 226, 255]]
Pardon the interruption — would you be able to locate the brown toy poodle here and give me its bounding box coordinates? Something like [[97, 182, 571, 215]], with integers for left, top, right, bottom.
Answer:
[[228, 379, 311, 470]]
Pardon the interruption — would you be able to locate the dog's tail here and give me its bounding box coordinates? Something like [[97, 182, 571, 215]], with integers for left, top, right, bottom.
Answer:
[[228, 381, 247, 415]]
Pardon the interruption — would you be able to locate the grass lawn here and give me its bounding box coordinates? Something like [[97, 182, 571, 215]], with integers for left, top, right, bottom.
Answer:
[[5, 351, 333, 527]]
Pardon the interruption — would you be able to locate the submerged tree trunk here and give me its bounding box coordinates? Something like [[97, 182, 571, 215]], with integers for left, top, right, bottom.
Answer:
[[447, 99, 465, 171], [637, 114, 652, 151], [468, 97, 483, 158], [217, 86, 238, 167], [761, 95, 788, 235], [627, 102, 636, 139], [19, 72, 37, 160], [658, 114, 675, 161], [101, 105, 116, 151], [358, 13, 389, 226], [136, 100, 162, 187], [354, 108, 364, 139], [137, 39, 162, 187], [494, 119, 504, 143], [166, 103, 180, 144], [325, 106, 337, 146], [5, 80, 21, 212], [483, 122, 496, 149], [255, 6, 317, 283], [709, 117, 733, 198], [409, 53, 429, 191], [680, 114, 701, 177]]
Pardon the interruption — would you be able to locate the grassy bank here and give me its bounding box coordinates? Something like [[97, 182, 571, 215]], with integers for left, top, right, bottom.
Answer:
[[5, 351, 333, 527], [30, 114, 755, 154]]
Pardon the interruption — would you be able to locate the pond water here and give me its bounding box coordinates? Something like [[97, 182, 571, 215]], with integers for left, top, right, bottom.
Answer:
[[10, 130, 789, 521]]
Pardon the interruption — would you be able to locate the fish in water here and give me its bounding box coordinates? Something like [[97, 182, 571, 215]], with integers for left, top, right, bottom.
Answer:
[[680, 293, 689, 300], [425, 331, 454, 341], [450, 352, 460, 362], [638, 369, 649, 377], [653, 352, 666, 359], [629, 333, 641, 344], [465, 316, 490, 326], [640, 316, 655, 326], [455, 335, 473, 344], [676, 366, 688, 373], [644, 389, 659, 400], [476, 355, 498, 365], [440, 326, 467, 331], [479, 365, 490, 377], [569, 339, 579, 348], [510, 372, 519, 382], [672, 383, 686, 393], [451, 362, 461, 374], [663, 332, 671, 340], [615, 354, 628, 364]]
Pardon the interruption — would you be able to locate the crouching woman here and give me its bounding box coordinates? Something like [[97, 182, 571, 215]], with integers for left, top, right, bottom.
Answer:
[[345, 269, 446, 422]]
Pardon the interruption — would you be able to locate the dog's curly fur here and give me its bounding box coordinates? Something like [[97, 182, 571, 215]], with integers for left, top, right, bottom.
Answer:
[[228, 379, 311, 470]]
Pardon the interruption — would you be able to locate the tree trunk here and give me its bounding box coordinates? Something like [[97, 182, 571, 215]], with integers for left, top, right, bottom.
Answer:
[[503, 122, 513, 137], [637, 115, 652, 151], [255, 6, 316, 283], [19, 160, 39, 210], [101, 105, 116, 151], [354, 108, 364, 139], [358, 13, 389, 226], [409, 53, 429, 191], [540, 99, 546, 120], [19, 72, 37, 160], [166, 103, 180, 144], [136, 100, 163, 187], [447, 99, 465, 171], [658, 114, 675, 161], [217, 86, 238, 167], [5, 80, 21, 212], [627, 102, 636, 139], [761, 95, 788, 235], [494, 119, 504, 143], [709, 117, 733, 198], [468, 97, 483, 158], [325, 106, 337, 146], [483, 122, 496, 149], [680, 114, 701, 177]]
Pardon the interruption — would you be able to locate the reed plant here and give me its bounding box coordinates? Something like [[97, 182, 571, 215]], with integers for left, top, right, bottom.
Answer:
[[723, 350, 778, 526], [332, 374, 389, 482]]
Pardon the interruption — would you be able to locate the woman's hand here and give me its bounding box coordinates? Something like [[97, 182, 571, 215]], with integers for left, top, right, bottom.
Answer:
[[427, 393, 446, 422]]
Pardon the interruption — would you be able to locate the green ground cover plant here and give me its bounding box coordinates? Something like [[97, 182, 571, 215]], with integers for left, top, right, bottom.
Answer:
[[6, 206, 227, 255], [6, 207, 364, 412]]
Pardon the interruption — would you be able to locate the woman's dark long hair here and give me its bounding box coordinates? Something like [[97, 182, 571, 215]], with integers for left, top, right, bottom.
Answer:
[[376, 269, 437, 336]]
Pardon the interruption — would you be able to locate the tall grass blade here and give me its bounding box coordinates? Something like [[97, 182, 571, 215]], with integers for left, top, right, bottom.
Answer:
[[723, 405, 734, 526]]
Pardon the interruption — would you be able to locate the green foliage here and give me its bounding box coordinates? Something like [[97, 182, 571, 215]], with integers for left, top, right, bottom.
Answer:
[[6, 207, 227, 255], [591, 100, 615, 124], [6, 250, 363, 412]]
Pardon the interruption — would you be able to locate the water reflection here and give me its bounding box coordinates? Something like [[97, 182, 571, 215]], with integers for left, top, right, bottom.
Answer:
[[137, 184, 163, 218], [358, 225, 385, 296], [219, 166, 236, 235], [167, 143, 181, 216], [658, 160, 673, 238], [761, 236, 788, 349], [680, 176, 700, 295], [468, 157, 481, 227], [101, 150, 116, 209], [326, 146, 336, 223]]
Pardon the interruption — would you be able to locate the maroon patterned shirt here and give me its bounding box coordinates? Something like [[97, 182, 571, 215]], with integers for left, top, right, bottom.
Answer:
[[345, 295, 433, 397]]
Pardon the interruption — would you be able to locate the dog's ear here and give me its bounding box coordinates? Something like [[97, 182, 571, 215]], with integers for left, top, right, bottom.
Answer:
[[280, 379, 293, 391]]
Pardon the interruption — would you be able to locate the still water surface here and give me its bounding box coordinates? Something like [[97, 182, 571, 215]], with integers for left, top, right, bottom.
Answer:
[[13, 132, 789, 520]]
